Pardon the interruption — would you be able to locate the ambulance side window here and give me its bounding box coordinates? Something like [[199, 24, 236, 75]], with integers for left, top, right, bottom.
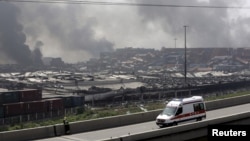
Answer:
[[176, 107, 183, 115], [193, 103, 205, 111], [199, 103, 205, 110]]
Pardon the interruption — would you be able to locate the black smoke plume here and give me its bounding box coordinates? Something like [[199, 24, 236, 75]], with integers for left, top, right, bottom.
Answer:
[[0, 2, 43, 66]]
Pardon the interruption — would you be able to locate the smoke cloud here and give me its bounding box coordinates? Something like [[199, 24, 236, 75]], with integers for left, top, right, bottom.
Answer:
[[1, 0, 250, 64], [32, 41, 44, 65], [0, 2, 44, 66], [0, 3, 32, 65], [137, 0, 250, 48], [19, 4, 114, 63]]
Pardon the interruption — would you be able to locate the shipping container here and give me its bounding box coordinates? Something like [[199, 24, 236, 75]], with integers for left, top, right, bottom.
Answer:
[[0, 91, 20, 104], [44, 98, 63, 111], [3, 102, 24, 117], [24, 100, 47, 114], [72, 96, 84, 107], [0, 106, 4, 118], [19, 89, 42, 102], [62, 97, 73, 108], [61, 96, 84, 108], [0, 93, 2, 105]]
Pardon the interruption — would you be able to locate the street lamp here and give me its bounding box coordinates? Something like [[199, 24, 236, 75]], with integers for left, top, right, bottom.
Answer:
[[184, 25, 188, 86]]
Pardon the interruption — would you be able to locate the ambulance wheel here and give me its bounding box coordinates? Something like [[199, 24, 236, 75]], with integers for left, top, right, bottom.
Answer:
[[173, 122, 178, 126], [159, 125, 165, 128], [196, 117, 202, 121]]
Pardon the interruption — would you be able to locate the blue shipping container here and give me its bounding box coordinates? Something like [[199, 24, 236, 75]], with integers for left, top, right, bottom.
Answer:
[[72, 96, 84, 107]]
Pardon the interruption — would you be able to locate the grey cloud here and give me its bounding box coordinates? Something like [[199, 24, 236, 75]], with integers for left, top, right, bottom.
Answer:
[[20, 4, 114, 63], [3, 0, 250, 65], [137, 0, 249, 48]]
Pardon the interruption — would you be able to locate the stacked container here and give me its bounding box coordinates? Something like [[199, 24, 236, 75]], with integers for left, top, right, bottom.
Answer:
[[0, 89, 84, 118], [19, 89, 42, 102], [0, 89, 43, 118], [0, 89, 42, 104], [3, 102, 24, 117], [0, 106, 4, 118], [61, 96, 84, 108], [0, 91, 20, 104], [62, 97, 73, 108], [44, 98, 63, 111], [24, 100, 47, 114], [72, 96, 84, 107]]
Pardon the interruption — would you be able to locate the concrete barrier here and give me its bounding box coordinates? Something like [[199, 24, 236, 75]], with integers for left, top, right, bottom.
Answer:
[[102, 111, 250, 141], [0, 125, 55, 141], [69, 110, 160, 134], [205, 94, 250, 110], [1, 94, 250, 141]]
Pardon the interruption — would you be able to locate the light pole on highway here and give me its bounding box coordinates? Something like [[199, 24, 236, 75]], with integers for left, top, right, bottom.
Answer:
[[184, 25, 188, 86], [174, 38, 177, 48]]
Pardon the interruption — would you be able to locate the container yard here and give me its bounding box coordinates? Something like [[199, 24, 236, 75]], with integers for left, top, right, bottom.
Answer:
[[0, 89, 42, 104], [0, 89, 85, 124]]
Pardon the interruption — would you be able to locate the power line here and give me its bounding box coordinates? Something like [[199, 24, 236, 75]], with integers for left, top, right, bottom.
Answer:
[[1, 0, 250, 10]]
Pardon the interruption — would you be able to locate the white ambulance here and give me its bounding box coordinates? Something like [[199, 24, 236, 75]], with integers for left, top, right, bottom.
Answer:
[[156, 96, 206, 128]]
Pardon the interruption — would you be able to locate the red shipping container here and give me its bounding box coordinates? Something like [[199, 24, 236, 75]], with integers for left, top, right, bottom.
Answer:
[[45, 98, 63, 111], [24, 100, 47, 114], [19, 89, 42, 102], [4, 102, 24, 117]]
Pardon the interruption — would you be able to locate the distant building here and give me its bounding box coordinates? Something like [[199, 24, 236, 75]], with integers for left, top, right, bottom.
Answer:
[[42, 57, 53, 66], [42, 57, 65, 67]]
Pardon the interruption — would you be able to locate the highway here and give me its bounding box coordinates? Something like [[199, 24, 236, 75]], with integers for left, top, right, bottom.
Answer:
[[35, 103, 250, 141]]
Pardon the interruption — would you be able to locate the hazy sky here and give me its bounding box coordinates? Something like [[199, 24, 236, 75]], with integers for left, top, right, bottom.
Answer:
[[1, 0, 250, 64]]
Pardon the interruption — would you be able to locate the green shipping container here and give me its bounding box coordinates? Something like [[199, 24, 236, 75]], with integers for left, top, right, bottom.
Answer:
[[0, 107, 4, 118], [0, 93, 3, 105], [63, 97, 73, 108], [2, 91, 20, 104]]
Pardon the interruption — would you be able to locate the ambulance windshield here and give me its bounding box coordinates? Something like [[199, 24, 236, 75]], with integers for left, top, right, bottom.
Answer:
[[161, 106, 177, 116]]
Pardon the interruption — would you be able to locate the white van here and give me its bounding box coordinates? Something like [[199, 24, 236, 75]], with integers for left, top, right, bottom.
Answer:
[[156, 96, 206, 127]]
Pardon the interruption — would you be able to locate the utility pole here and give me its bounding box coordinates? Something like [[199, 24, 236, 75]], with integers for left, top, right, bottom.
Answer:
[[174, 38, 177, 48], [184, 26, 188, 86]]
